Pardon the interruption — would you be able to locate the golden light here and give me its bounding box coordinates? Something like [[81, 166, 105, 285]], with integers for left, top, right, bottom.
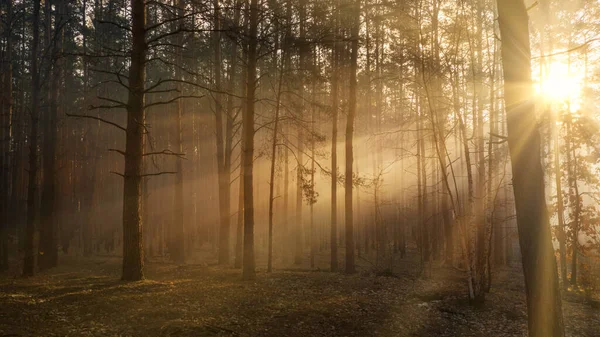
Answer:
[[535, 60, 584, 112]]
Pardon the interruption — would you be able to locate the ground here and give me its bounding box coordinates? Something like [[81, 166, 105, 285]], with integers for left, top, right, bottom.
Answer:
[[1, 252, 599, 337]]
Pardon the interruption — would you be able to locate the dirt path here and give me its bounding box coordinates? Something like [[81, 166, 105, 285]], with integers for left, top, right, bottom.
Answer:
[[0, 256, 598, 336]]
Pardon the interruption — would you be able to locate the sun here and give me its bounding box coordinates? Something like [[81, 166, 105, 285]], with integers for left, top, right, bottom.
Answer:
[[535, 60, 584, 111]]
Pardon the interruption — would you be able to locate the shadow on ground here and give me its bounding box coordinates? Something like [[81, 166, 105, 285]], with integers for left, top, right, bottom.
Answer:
[[0, 252, 598, 336]]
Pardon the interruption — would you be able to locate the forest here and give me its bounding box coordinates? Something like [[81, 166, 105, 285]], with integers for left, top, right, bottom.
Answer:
[[1, 0, 600, 335]]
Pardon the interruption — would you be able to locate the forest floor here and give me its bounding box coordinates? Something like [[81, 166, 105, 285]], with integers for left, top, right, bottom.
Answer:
[[1, 250, 599, 337]]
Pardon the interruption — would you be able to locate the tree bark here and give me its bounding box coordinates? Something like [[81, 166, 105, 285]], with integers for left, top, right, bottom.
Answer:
[[170, 0, 186, 264], [0, 0, 14, 271], [565, 118, 580, 287], [267, 41, 286, 273], [233, 0, 247, 270], [23, 0, 42, 277], [213, 0, 231, 266], [344, 0, 359, 274], [40, 0, 65, 271], [242, 0, 258, 280], [496, 0, 564, 335], [121, 0, 146, 281], [330, 3, 339, 271]]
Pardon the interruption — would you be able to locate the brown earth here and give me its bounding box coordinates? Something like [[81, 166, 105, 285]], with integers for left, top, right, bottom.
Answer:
[[0, 252, 598, 337]]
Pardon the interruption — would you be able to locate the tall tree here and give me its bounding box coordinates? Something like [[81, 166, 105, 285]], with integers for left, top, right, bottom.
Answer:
[[496, 0, 564, 335], [121, 0, 147, 281], [242, 0, 258, 280], [344, 0, 359, 274], [330, 0, 339, 272], [39, 0, 65, 270], [213, 0, 231, 266], [170, 0, 186, 264], [267, 16, 287, 273], [0, 0, 14, 271], [23, 0, 42, 277]]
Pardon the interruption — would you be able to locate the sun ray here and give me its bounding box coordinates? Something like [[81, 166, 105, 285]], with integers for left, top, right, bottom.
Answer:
[[535, 60, 584, 112]]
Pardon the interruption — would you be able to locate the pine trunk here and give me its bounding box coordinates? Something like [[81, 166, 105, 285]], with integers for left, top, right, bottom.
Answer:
[[497, 0, 565, 335], [344, 0, 359, 274], [121, 0, 146, 281], [23, 0, 42, 277], [242, 0, 258, 280]]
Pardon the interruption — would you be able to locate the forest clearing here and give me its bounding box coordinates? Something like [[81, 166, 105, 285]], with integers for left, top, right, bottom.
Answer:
[[1, 252, 599, 337]]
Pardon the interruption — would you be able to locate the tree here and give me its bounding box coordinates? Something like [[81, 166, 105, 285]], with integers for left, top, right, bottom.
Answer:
[[121, 0, 147, 281], [169, 0, 186, 265], [267, 15, 287, 273], [330, 0, 339, 272], [39, 0, 66, 271], [496, 0, 564, 335], [344, 0, 359, 274], [23, 0, 42, 277], [242, 0, 258, 281], [213, 0, 233, 266], [0, 0, 15, 272]]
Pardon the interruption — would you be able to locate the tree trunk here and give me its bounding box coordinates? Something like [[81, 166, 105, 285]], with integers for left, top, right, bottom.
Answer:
[[23, 0, 42, 277], [212, 0, 230, 266], [267, 43, 286, 273], [566, 118, 580, 287], [344, 0, 359, 274], [294, 0, 308, 266], [234, 0, 247, 270], [234, 151, 244, 269], [330, 7, 339, 271], [170, 0, 186, 264], [242, 0, 258, 280], [0, 0, 14, 271], [474, 0, 488, 301], [551, 98, 567, 287], [121, 0, 146, 281], [496, 0, 564, 335], [40, 0, 65, 271]]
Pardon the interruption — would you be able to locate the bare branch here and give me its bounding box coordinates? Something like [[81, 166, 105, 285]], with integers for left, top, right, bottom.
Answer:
[[140, 171, 177, 177], [66, 112, 126, 132], [143, 149, 186, 159], [108, 148, 126, 156], [110, 171, 126, 178], [143, 95, 205, 109], [96, 19, 132, 32]]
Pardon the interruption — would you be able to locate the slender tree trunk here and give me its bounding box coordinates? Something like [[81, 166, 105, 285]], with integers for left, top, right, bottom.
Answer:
[[234, 151, 244, 269], [0, 0, 14, 271], [566, 118, 580, 287], [309, 46, 318, 269], [212, 0, 230, 266], [474, 0, 488, 301], [486, 33, 499, 291], [170, 0, 186, 264], [81, 0, 98, 258], [294, 0, 308, 266], [39, 0, 62, 271], [23, 0, 42, 277], [280, 0, 292, 264], [330, 7, 339, 271], [344, 0, 359, 274], [553, 118, 568, 287], [242, 0, 258, 280], [234, 0, 247, 270], [419, 101, 429, 264], [267, 45, 286, 273], [496, 1, 564, 335]]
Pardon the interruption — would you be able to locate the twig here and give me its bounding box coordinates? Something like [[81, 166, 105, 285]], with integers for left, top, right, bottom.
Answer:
[[66, 112, 126, 132]]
